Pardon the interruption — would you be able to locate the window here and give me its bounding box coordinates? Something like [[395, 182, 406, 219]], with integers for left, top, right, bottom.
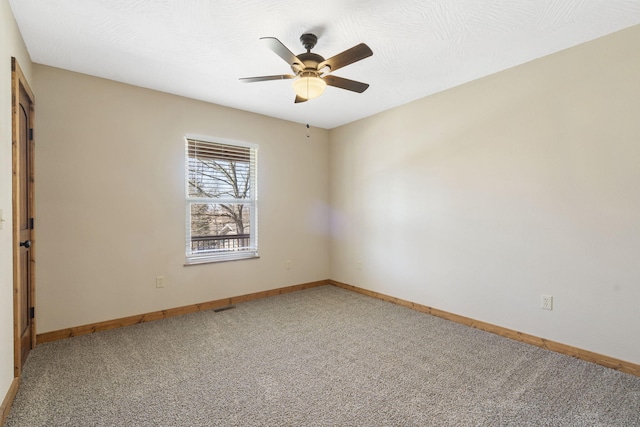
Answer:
[[185, 136, 258, 264]]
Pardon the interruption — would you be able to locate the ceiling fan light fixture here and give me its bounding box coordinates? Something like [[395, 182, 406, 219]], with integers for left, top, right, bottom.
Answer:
[[240, 34, 372, 104], [292, 72, 326, 100]]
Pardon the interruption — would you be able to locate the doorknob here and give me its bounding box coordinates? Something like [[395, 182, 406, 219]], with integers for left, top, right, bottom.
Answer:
[[20, 240, 31, 248]]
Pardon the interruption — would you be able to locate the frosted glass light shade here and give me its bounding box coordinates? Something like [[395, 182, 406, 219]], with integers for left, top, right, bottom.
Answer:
[[292, 74, 326, 100]]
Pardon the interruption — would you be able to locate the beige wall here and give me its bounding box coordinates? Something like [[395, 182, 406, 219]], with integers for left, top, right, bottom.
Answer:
[[33, 65, 330, 333], [1, 0, 33, 405], [330, 25, 640, 364]]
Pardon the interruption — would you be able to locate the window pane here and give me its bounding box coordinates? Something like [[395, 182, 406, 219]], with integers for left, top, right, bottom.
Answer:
[[190, 203, 252, 253], [188, 156, 251, 199]]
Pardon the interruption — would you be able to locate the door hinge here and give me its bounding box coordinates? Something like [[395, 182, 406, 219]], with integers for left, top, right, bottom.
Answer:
[[30, 217, 34, 229], [29, 128, 34, 141], [30, 307, 35, 319]]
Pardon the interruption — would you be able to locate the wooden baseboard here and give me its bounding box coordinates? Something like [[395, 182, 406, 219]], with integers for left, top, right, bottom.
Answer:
[[37, 280, 329, 344], [35, 278, 639, 378], [0, 377, 19, 426], [329, 280, 640, 378]]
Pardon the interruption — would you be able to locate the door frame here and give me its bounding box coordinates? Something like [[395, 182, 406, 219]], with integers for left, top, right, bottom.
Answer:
[[11, 57, 36, 377]]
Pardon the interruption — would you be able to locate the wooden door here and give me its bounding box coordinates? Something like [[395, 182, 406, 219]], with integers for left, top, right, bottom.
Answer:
[[12, 58, 35, 376]]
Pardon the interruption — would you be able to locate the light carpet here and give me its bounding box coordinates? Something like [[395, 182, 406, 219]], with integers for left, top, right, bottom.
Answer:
[[6, 285, 640, 426]]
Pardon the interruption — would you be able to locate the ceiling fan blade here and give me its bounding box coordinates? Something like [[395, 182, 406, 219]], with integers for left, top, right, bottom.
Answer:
[[323, 75, 369, 93], [239, 74, 295, 83], [318, 43, 373, 72], [260, 37, 304, 72], [294, 95, 308, 103]]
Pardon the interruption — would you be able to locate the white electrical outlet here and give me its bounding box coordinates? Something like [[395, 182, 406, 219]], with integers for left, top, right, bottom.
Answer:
[[356, 261, 363, 270], [541, 294, 553, 310], [156, 276, 165, 288], [286, 260, 292, 270]]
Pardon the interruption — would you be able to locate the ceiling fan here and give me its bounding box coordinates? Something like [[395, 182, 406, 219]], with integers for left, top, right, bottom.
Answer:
[[240, 33, 373, 103]]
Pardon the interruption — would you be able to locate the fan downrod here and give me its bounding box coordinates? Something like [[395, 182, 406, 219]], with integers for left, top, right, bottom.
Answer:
[[300, 33, 318, 52]]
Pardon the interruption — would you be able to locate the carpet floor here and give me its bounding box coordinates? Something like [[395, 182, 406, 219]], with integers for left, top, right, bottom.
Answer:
[[6, 285, 640, 426]]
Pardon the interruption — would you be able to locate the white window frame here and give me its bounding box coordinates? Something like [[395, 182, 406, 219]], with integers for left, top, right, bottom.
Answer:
[[185, 135, 258, 264]]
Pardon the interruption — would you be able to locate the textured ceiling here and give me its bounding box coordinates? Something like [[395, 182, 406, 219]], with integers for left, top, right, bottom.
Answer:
[[8, 0, 640, 129]]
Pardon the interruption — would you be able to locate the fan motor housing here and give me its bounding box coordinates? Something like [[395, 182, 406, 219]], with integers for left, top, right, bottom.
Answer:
[[293, 52, 326, 74]]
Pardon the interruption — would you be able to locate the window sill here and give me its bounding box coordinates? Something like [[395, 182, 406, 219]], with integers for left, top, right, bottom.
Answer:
[[184, 253, 260, 266]]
